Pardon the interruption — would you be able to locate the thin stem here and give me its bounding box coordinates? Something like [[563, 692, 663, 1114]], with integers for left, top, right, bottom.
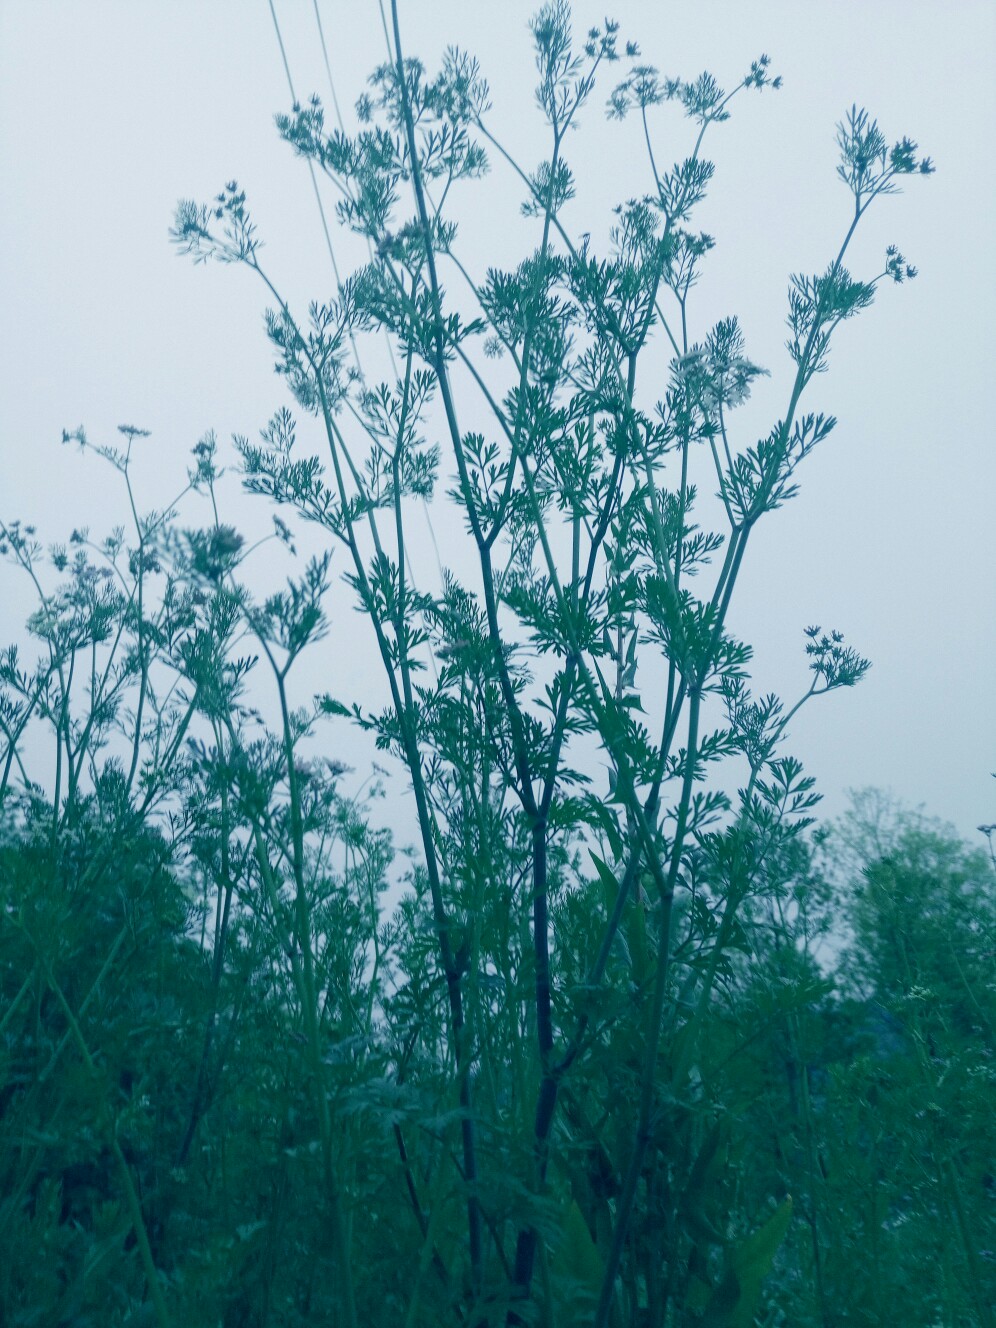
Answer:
[[41, 958, 171, 1328], [593, 688, 702, 1328]]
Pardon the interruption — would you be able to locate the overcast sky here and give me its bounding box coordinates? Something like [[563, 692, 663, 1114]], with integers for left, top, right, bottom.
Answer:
[[1, 1, 994, 842]]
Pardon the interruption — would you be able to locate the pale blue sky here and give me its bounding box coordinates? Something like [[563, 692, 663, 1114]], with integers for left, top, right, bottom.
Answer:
[[1, 2, 994, 840]]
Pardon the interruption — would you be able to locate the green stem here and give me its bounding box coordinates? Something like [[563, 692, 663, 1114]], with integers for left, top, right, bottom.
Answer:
[[42, 960, 171, 1328], [593, 689, 702, 1328]]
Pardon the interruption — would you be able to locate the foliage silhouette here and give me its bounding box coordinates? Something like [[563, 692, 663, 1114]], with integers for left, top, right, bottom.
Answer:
[[1, 6, 977, 1328]]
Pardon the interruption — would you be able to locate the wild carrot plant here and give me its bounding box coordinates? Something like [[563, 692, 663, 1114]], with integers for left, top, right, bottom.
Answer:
[[167, 3, 932, 1323], [0, 4, 949, 1326]]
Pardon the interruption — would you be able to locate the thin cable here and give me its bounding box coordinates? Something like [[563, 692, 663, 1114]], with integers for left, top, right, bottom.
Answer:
[[312, 0, 348, 133], [268, 0, 295, 97], [315, 0, 442, 590], [271, 0, 443, 672], [268, 0, 344, 291], [376, 0, 392, 58], [374, 0, 448, 588], [312, 0, 398, 386]]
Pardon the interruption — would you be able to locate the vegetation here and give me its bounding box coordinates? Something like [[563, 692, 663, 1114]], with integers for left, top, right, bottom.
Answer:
[[2, 4, 991, 1325]]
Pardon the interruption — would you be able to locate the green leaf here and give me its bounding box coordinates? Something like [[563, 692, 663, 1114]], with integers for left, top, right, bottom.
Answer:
[[681, 1120, 728, 1245], [556, 1200, 605, 1301], [317, 692, 351, 717], [589, 849, 620, 915], [625, 887, 651, 985], [703, 1197, 793, 1326]]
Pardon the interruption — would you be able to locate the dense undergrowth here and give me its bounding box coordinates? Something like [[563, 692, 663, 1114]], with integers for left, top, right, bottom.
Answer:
[[2, 3, 993, 1324]]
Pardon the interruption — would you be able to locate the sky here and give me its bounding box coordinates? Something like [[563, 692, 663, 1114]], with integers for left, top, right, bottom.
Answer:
[[1, 1, 994, 843]]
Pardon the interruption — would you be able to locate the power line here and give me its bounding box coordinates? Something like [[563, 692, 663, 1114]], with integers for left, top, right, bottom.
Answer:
[[267, 0, 344, 292], [376, 0, 393, 61], [268, 0, 444, 669], [312, 0, 348, 134], [310, 0, 398, 385], [311, 2, 442, 591]]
